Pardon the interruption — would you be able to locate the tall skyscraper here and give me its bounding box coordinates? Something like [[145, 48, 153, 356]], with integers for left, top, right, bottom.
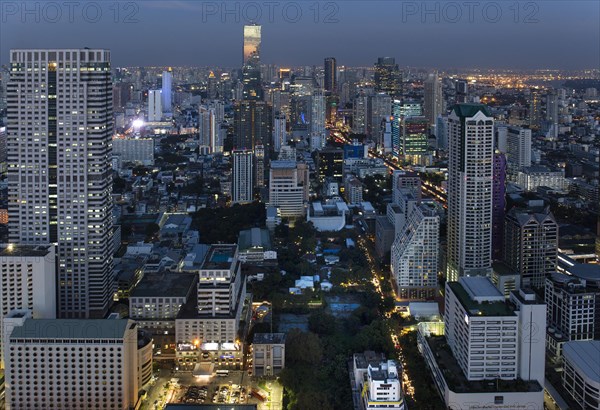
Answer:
[[148, 89, 162, 121], [7, 49, 114, 318], [207, 71, 217, 99], [492, 151, 506, 261], [374, 57, 401, 98], [528, 90, 542, 129], [198, 105, 218, 152], [234, 100, 272, 151], [254, 145, 266, 189], [368, 93, 392, 145], [232, 149, 254, 203], [243, 24, 261, 66], [545, 91, 559, 139], [424, 73, 443, 127], [161, 69, 172, 113], [324, 57, 337, 94], [446, 104, 494, 281]]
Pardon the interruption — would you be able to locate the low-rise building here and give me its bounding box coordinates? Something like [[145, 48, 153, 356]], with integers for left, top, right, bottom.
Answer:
[[252, 333, 285, 377], [237, 228, 276, 263], [352, 352, 406, 410]]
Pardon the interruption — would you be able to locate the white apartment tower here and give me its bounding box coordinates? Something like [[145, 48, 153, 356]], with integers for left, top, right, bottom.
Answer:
[[148, 89, 162, 121], [232, 149, 254, 203], [446, 104, 494, 281], [7, 49, 114, 318], [198, 105, 218, 152]]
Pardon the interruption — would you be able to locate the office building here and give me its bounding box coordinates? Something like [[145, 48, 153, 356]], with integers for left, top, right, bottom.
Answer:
[[161, 70, 172, 113], [310, 91, 326, 150], [455, 79, 468, 103], [446, 104, 494, 281], [316, 147, 344, 181], [231, 149, 254, 204], [7, 49, 114, 318], [401, 116, 429, 164], [562, 341, 600, 410], [0, 245, 56, 369], [207, 71, 217, 99], [234, 100, 272, 151], [424, 73, 443, 127], [3, 316, 152, 410], [374, 57, 401, 98], [148, 89, 162, 121], [492, 151, 506, 260], [545, 272, 600, 358], [268, 161, 307, 218], [324, 57, 337, 94], [252, 333, 286, 377], [112, 137, 154, 166], [504, 206, 557, 288], [436, 115, 448, 149]]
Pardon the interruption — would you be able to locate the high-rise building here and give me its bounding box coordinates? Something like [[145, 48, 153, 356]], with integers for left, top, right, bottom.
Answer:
[[112, 137, 154, 166], [528, 90, 541, 129], [424, 73, 443, 127], [207, 71, 217, 99], [161, 69, 172, 113], [324, 57, 337, 94], [148, 89, 162, 121], [268, 161, 307, 218], [316, 147, 344, 181], [254, 145, 266, 189], [310, 91, 326, 150], [455, 79, 468, 103], [7, 49, 114, 318], [444, 277, 546, 384], [436, 115, 448, 149], [390, 194, 439, 300], [446, 104, 494, 281], [504, 206, 558, 288], [198, 105, 218, 152], [273, 112, 287, 152], [234, 100, 272, 151], [368, 93, 392, 145], [545, 272, 600, 357], [492, 151, 506, 261], [352, 94, 369, 134], [231, 149, 254, 204], [401, 116, 429, 164], [374, 57, 401, 98], [506, 126, 532, 174], [243, 24, 261, 66], [545, 91, 559, 139], [3, 315, 152, 410]]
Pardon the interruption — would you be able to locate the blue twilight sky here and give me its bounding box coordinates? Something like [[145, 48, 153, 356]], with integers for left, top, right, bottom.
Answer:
[[1, 1, 599, 69]]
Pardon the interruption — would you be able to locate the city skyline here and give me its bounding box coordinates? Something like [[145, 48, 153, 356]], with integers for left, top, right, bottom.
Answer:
[[1, 1, 598, 69]]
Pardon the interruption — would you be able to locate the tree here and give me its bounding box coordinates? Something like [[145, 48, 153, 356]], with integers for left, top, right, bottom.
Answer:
[[308, 311, 337, 336], [292, 391, 333, 410], [285, 329, 322, 366]]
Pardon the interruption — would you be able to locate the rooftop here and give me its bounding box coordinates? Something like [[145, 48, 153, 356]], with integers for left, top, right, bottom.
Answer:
[[451, 103, 492, 118], [270, 160, 297, 169], [165, 405, 257, 410], [201, 245, 238, 270], [0, 244, 52, 257], [131, 272, 196, 298], [427, 335, 542, 393], [448, 280, 515, 317], [10, 319, 133, 340], [563, 341, 600, 384], [253, 333, 286, 345], [238, 228, 272, 252]]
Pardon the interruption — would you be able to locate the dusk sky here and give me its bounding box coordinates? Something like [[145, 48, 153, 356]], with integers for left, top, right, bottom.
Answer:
[[1, 1, 599, 69]]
